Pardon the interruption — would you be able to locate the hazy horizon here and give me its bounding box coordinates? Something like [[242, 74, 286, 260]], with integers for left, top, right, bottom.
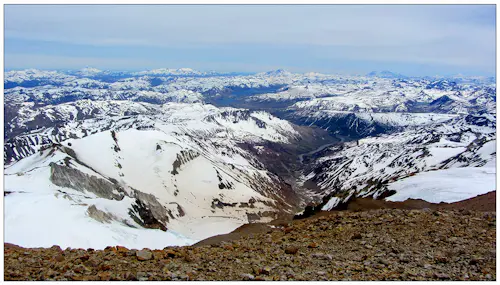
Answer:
[[4, 66, 497, 79], [5, 4, 496, 77]]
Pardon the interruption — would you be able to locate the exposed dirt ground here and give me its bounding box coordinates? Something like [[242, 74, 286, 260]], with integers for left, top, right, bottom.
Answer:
[[197, 191, 496, 246], [4, 192, 496, 281]]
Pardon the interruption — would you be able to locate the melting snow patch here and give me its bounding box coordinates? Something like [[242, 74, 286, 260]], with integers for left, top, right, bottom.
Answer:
[[386, 166, 496, 203], [322, 197, 341, 211]]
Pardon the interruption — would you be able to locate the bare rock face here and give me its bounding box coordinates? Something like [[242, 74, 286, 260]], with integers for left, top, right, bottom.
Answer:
[[49, 162, 124, 200], [171, 150, 200, 175], [49, 158, 169, 231], [87, 205, 115, 224], [128, 191, 170, 232]]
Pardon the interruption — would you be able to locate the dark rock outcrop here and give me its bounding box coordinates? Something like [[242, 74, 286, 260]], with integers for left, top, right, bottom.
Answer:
[[49, 162, 124, 200], [128, 191, 170, 232]]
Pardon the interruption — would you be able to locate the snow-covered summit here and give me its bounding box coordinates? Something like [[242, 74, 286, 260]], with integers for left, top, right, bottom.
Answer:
[[132, 68, 222, 77], [5, 69, 76, 84], [367, 70, 407, 79], [257, 69, 293, 77], [76, 67, 103, 77]]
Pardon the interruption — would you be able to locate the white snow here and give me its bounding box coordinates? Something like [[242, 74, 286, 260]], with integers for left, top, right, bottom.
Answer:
[[4, 163, 195, 249], [4, 68, 496, 249], [425, 146, 467, 167], [4, 191, 194, 249], [386, 166, 496, 203], [321, 197, 341, 211], [4, 101, 300, 249], [304, 113, 496, 204]]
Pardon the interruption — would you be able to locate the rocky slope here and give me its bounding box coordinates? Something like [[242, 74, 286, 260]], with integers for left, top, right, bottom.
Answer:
[[4, 101, 337, 249], [3, 68, 496, 256], [300, 113, 496, 208], [4, 207, 496, 281]]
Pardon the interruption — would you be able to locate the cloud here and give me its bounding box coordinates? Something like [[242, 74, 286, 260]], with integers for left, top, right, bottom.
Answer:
[[4, 5, 496, 75]]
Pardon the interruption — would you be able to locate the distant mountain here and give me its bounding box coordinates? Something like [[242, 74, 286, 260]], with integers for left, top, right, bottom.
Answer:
[[367, 70, 408, 79], [257, 69, 293, 77], [3, 67, 496, 250], [132, 68, 225, 77], [4, 69, 76, 88], [425, 80, 459, 91], [75, 67, 103, 77]]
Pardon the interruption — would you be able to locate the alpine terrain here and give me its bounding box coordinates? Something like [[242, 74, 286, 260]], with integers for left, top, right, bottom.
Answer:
[[3, 68, 496, 281]]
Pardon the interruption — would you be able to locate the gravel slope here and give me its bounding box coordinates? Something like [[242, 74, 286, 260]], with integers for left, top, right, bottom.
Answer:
[[4, 208, 496, 281]]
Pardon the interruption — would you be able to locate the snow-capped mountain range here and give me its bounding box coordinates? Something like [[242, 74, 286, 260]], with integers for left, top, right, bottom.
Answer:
[[5, 101, 305, 249], [4, 67, 496, 249], [302, 113, 496, 210]]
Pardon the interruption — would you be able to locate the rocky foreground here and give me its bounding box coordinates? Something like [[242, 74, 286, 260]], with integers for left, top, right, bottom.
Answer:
[[4, 208, 496, 281]]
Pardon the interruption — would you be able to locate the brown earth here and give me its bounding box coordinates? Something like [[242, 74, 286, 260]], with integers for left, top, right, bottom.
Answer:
[[341, 191, 496, 212], [4, 207, 496, 281], [438, 191, 496, 212], [197, 191, 496, 246]]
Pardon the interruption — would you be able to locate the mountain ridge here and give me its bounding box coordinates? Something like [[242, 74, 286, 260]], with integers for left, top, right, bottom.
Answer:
[[4, 68, 496, 251]]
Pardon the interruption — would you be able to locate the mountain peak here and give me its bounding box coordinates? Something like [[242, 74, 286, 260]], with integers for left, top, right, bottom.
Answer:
[[259, 69, 292, 77], [78, 67, 103, 76], [367, 70, 407, 79], [133, 68, 212, 76]]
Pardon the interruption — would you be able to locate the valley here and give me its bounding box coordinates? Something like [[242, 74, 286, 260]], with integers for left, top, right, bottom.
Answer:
[[3, 67, 496, 251], [3, 4, 496, 281]]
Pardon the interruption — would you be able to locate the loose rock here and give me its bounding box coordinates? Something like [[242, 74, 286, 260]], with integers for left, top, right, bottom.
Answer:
[[136, 250, 153, 261], [241, 273, 255, 280], [285, 246, 299, 255]]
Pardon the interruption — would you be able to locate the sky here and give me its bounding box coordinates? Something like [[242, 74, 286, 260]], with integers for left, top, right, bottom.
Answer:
[[4, 5, 496, 76]]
